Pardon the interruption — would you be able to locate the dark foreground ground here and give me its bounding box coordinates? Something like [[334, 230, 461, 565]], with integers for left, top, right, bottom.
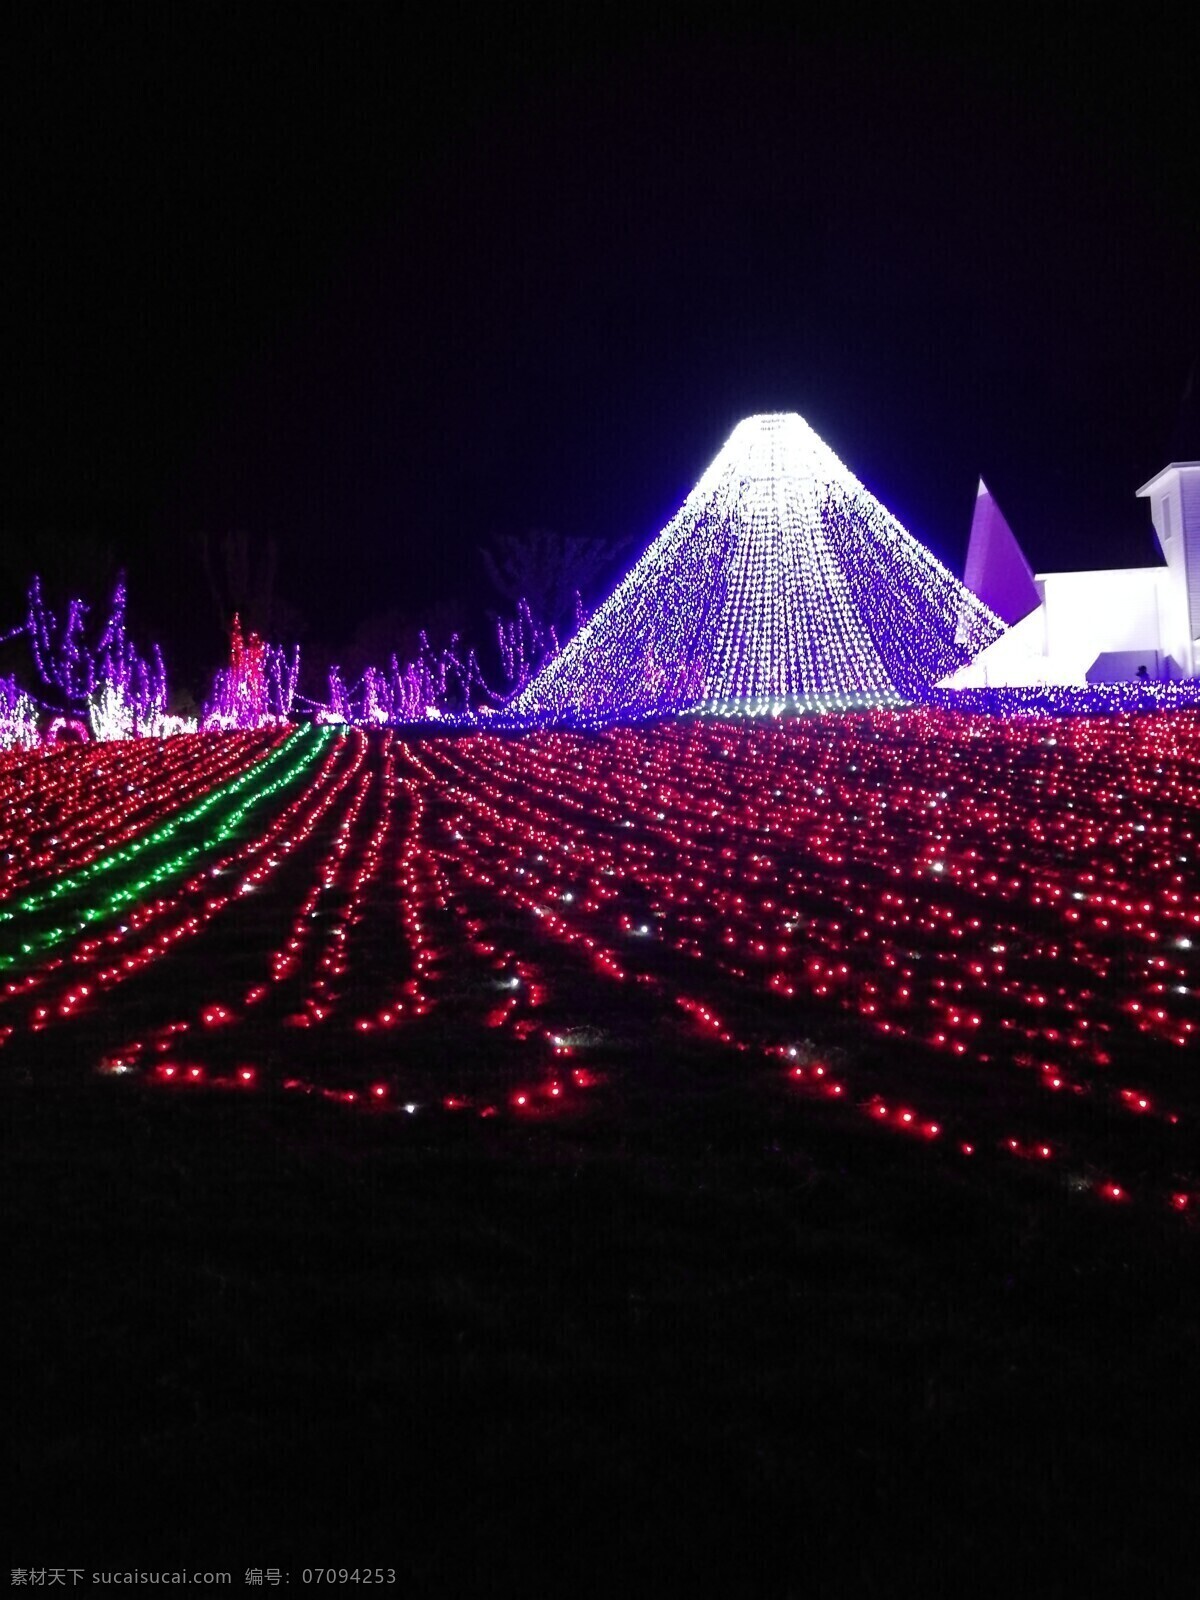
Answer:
[[7, 1037, 1199, 1598]]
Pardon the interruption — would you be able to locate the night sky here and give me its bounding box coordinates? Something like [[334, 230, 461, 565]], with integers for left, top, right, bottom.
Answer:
[[5, 5, 1198, 683]]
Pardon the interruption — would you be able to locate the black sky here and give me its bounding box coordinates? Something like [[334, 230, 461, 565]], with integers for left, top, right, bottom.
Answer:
[[4, 4, 1198, 679]]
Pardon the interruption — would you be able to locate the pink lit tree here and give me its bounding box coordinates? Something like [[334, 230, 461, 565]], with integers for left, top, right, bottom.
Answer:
[[203, 614, 299, 730]]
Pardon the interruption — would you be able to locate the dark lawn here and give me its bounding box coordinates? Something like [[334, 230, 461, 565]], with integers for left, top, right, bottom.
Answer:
[[7, 1033, 1198, 1597]]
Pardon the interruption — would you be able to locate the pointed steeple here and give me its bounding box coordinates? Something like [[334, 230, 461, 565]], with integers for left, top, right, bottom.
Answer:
[[961, 479, 1040, 627]]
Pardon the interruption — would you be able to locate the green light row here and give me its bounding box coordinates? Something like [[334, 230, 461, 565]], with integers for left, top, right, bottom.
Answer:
[[0, 728, 331, 972], [1, 726, 311, 925]]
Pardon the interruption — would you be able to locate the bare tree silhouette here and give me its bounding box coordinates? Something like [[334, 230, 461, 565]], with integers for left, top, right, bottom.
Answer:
[[481, 529, 630, 640], [197, 529, 304, 643]]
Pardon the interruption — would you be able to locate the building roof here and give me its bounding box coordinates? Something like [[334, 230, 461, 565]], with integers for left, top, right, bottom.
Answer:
[[1136, 462, 1200, 498]]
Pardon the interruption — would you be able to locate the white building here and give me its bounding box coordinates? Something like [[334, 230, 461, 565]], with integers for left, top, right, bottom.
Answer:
[[943, 461, 1200, 688]]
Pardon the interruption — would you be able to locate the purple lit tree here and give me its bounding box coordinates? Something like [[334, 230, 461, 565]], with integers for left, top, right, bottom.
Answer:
[[27, 576, 95, 703], [24, 574, 188, 740], [495, 599, 562, 698], [310, 629, 501, 725]]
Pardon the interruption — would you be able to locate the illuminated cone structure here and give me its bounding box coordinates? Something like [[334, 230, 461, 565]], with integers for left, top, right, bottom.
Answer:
[[513, 413, 1004, 724]]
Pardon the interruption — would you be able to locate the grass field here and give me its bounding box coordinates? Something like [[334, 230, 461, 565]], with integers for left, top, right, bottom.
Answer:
[[6, 713, 1200, 1592]]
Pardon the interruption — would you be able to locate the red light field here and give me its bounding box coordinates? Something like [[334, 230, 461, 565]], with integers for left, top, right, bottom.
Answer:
[[4, 707, 1200, 1214]]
